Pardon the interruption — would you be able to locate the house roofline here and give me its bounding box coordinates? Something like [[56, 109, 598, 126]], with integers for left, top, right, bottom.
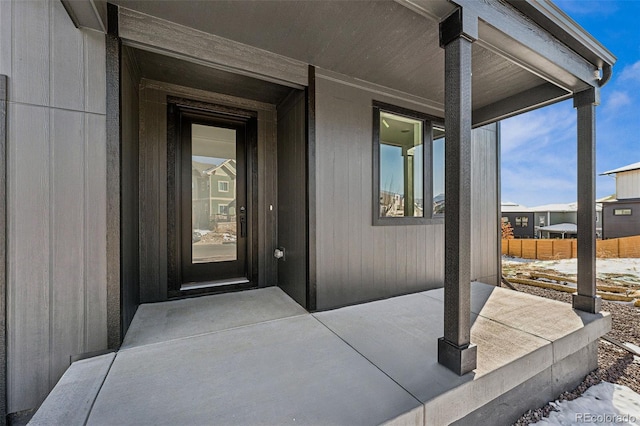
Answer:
[[505, 0, 617, 80], [600, 162, 640, 175]]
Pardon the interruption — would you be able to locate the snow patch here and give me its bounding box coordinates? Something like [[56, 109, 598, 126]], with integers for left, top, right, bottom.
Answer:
[[504, 257, 640, 279], [533, 382, 640, 425]]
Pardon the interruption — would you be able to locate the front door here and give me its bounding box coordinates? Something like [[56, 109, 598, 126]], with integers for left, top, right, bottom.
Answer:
[[168, 101, 256, 296]]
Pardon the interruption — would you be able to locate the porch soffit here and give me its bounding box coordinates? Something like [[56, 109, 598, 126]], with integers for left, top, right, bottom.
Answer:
[[129, 48, 295, 106], [108, 0, 604, 121]]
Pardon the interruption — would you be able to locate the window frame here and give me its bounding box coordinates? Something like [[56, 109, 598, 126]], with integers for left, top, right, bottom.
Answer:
[[218, 180, 229, 192], [372, 101, 441, 226], [613, 208, 632, 216]]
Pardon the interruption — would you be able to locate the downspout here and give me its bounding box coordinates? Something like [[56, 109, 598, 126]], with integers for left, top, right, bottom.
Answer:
[[599, 63, 613, 87]]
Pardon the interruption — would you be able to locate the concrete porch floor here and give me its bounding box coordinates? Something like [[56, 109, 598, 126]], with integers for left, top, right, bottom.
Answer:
[[30, 284, 610, 426]]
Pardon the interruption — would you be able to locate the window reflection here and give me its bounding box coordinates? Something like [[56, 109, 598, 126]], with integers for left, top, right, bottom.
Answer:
[[191, 124, 237, 264], [433, 126, 445, 215], [379, 111, 424, 218]]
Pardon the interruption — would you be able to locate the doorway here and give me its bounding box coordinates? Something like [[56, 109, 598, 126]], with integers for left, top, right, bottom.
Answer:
[[167, 99, 258, 297]]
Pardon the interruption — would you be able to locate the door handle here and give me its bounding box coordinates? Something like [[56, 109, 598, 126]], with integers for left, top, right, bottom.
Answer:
[[239, 207, 246, 238]]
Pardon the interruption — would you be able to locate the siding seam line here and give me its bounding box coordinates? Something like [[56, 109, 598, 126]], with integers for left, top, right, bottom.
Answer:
[[7, 0, 13, 412], [48, 0, 54, 392], [4, 100, 105, 116], [83, 111, 88, 351]]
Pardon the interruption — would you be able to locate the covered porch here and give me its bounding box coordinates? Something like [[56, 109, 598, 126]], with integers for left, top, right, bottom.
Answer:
[[31, 284, 609, 425]]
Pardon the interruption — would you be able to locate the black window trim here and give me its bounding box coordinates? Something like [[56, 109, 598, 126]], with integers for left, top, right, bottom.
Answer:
[[372, 100, 443, 226], [613, 208, 632, 216]]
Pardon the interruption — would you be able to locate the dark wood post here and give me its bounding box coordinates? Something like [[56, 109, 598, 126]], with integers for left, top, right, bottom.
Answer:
[[573, 87, 601, 313], [437, 8, 478, 376]]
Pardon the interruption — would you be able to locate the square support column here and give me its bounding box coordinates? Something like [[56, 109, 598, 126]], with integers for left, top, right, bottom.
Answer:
[[438, 9, 478, 376], [573, 87, 601, 313]]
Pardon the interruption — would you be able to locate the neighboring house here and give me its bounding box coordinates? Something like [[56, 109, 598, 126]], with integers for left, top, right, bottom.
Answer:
[[538, 222, 577, 239], [191, 161, 212, 229], [501, 202, 535, 238], [601, 162, 640, 238], [501, 202, 602, 238], [207, 159, 237, 219], [0, 0, 615, 422]]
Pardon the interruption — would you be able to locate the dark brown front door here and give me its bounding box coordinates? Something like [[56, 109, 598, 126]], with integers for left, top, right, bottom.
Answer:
[[168, 102, 256, 296]]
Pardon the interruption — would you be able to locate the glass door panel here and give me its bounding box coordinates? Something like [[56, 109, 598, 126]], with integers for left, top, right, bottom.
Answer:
[[178, 113, 248, 287], [191, 124, 237, 264]]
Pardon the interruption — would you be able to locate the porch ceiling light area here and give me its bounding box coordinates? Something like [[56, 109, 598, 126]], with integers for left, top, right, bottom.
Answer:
[[113, 1, 572, 121], [127, 47, 295, 105]]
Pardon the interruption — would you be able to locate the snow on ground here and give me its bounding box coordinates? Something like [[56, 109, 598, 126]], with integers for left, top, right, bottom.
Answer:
[[503, 257, 640, 281], [533, 382, 640, 425]]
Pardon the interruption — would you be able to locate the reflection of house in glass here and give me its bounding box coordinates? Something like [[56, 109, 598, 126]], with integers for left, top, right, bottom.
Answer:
[[433, 193, 445, 215], [191, 159, 237, 230], [379, 190, 403, 217], [379, 190, 424, 218], [207, 159, 237, 221]]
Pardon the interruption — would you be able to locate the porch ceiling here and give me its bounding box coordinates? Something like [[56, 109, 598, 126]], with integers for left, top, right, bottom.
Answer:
[[111, 0, 562, 116], [128, 47, 295, 105]]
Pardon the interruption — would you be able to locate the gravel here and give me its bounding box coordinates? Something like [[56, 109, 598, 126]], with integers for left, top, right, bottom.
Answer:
[[510, 282, 640, 425]]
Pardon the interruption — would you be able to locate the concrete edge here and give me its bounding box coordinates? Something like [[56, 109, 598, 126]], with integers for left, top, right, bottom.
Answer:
[[551, 311, 611, 362], [379, 404, 425, 426], [424, 340, 553, 425], [28, 353, 116, 426], [451, 340, 599, 426], [423, 310, 611, 425]]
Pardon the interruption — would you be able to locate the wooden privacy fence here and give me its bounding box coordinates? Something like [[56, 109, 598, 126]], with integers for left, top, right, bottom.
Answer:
[[502, 235, 640, 260]]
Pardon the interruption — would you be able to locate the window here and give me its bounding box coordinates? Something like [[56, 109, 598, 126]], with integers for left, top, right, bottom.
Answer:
[[614, 208, 632, 216], [218, 204, 229, 215], [515, 217, 522, 226], [218, 181, 229, 192], [432, 126, 445, 215], [373, 102, 439, 225], [521, 217, 529, 227], [501, 217, 509, 223]]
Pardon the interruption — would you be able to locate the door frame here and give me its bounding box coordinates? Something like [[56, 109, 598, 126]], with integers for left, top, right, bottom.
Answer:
[[166, 97, 259, 298]]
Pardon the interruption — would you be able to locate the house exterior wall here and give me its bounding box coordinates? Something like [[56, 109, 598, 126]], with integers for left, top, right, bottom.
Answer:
[[602, 199, 640, 239], [550, 211, 577, 225], [501, 212, 535, 238], [470, 123, 500, 285], [314, 74, 499, 310], [534, 212, 548, 228], [0, 0, 107, 414], [616, 169, 640, 200]]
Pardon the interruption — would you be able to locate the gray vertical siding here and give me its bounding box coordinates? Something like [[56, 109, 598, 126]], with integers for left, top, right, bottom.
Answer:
[[314, 75, 445, 310], [470, 123, 500, 285], [1, 0, 107, 414], [0, 75, 8, 423], [314, 74, 498, 310]]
